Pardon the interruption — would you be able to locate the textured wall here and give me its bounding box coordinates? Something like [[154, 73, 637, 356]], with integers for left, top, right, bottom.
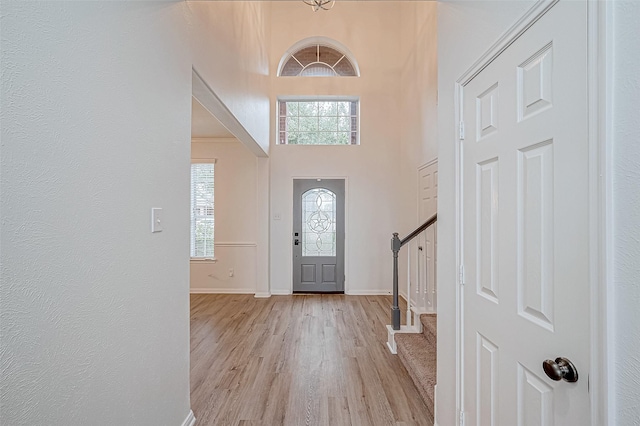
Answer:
[[613, 1, 640, 423], [1, 1, 275, 423], [0, 2, 193, 424]]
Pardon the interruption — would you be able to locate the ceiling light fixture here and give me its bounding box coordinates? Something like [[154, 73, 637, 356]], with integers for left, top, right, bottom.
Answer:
[[303, 0, 335, 12]]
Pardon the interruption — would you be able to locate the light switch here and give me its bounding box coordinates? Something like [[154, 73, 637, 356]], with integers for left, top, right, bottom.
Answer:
[[151, 208, 163, 233]]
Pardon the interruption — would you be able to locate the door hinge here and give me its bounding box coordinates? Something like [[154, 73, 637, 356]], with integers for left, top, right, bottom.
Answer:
[[459, 264, 465, 285], [459, 121, 465, 140], [459, 410, 465, 426]]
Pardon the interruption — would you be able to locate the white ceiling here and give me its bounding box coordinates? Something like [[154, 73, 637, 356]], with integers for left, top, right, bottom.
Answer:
[[191, 97, 235, 139]]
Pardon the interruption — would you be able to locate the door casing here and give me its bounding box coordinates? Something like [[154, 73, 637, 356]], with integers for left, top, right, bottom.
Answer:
[[287, 176, 349, 294]]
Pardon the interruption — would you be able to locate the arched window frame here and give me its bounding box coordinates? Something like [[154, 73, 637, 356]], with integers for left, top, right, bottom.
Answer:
[[277, 37, 360, 77]]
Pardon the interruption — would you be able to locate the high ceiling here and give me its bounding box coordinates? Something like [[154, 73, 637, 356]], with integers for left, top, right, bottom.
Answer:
[[191, 97, 234, 139]]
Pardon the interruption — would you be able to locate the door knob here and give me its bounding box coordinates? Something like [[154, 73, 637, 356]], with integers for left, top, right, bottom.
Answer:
[[542, 357, 578, 382], [294, 239, 300, 245]]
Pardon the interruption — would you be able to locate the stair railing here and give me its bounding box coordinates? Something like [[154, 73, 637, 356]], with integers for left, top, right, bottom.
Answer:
[[391, 213, 437, 330]]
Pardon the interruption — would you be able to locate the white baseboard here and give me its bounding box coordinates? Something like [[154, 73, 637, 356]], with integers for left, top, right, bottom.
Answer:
[[254, 292, 271, 298], [190, 288, 255, 294], [345, 290, 392, 295], [261, 290, 394, 296], [270, 289, 292, 295], [181, 410, 196, 426]]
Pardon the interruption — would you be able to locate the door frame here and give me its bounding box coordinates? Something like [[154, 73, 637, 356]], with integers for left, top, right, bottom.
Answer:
[[451, 1, 612, 425], [417, 158, 438, 311], [287, 176, 349, 294], [417, 157, 438, 224]]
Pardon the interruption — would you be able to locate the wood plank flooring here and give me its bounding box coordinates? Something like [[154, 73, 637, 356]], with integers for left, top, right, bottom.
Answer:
[[190, 294, 432, 426]]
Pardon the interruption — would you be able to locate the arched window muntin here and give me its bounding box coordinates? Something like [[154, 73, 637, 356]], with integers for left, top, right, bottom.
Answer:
[[278, 37, 360, 77]]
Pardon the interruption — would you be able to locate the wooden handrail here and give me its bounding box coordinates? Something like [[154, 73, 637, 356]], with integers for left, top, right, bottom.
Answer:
[[390, 213, 438, 331], [400, 214, 437, 246]]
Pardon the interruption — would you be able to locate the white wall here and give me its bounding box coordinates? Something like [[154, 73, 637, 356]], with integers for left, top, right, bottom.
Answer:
[[398, 1, 439, 301], [0, 1, 272, 425], [268, 2, 405, 295], [0, 2, 192, 425], [399, 1, 439, 220], [612, 1, 640, 423], [436, 2, 535, 425], [187, 2, 272, 293], [187, 1, 272, 154], [190, 139, 258, 294]]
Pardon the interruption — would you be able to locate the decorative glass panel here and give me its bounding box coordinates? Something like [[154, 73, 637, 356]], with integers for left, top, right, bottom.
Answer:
[[302, 188, 336, 257]]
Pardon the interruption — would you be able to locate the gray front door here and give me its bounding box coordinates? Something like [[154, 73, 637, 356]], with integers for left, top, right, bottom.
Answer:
[[293, 179, 345, 293]]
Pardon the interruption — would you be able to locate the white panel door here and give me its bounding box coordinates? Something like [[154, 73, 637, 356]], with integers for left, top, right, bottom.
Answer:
[[462, 2, 589, 425], [418, 162, 438, 311]]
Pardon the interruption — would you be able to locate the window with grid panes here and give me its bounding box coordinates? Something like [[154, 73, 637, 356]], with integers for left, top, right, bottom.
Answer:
[[190, 162, 215, 259], [278, 99, 359, 145]]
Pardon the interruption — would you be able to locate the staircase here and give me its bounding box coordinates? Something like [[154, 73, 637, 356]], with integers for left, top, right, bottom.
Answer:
[[395, 313, 437, 423], [387, 214, 438, 423]]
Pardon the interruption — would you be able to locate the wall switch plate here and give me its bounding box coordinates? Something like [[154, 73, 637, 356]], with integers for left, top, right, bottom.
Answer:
[[151, 208, 163, 233]]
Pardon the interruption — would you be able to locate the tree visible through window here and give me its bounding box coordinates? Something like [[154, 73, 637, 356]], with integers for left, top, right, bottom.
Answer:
[[278, 99, 358, 145], [191, 163, 214, 258]]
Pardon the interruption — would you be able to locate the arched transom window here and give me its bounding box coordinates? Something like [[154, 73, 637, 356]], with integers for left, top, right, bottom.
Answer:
[[279, 43, 358, 77]]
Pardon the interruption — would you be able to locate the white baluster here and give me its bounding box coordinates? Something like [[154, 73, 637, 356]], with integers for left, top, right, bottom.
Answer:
[[406, 244, 412, 327], [417, 237, 422, 310]]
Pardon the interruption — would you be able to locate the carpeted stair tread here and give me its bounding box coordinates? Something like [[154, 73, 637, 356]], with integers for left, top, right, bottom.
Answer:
[[420, 313, 437, 346], [395, 332, 437, 423]]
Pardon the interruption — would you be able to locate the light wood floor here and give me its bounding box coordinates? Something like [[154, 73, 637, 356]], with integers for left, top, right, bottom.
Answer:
[[190, 294, 432, 426]]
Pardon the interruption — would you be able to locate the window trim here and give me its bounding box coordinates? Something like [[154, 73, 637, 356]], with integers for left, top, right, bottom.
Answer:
[[276, 96, 360, 146], [190, 159, 216, 261], [277, 37, 360, 77]]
